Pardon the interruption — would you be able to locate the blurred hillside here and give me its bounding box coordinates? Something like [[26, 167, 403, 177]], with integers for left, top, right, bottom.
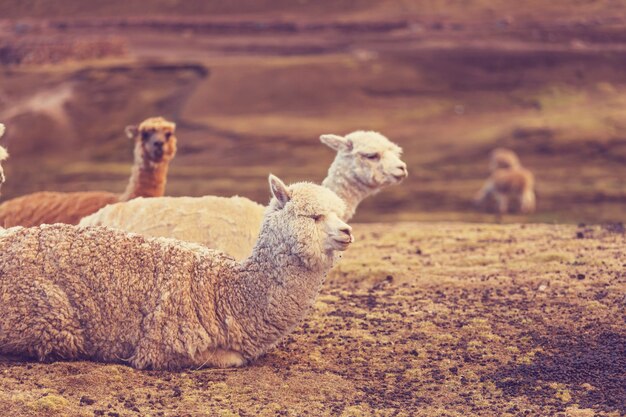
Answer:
[[1, 0, 625, 21], [0, 1, 625, 223]]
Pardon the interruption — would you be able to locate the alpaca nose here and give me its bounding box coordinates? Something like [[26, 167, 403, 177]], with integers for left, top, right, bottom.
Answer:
[[393, 163, 408, 179], [339, 225, 354, 242], [154, 141, 164, 149]]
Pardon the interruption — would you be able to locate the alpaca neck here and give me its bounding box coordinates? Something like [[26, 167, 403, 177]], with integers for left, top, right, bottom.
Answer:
[[119, 156, 169, 202], [216, 223, 333, 360], [322, 161, 376, 221]]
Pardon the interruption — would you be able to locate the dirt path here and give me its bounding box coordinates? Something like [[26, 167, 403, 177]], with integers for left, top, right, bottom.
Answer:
[[0, 222, 623, 416]]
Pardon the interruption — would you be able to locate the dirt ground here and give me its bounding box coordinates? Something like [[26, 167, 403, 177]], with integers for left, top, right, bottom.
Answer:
[[0, 222, 623, 416]]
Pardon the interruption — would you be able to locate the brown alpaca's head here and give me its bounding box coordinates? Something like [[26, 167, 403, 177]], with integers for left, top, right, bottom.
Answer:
[[125, 117, 177, 165], [489, 148, 520, 172]]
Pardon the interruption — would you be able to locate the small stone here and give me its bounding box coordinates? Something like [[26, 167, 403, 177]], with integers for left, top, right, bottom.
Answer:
[[79, 396, 96, 406]]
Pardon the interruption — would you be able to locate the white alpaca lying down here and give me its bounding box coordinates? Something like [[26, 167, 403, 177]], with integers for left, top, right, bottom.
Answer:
[[97, 195, 266, 261], [81, 131, 407, 260], [0, 175, 353, 370]]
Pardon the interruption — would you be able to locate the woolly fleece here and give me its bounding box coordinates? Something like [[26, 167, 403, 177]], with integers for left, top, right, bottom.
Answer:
[[0, 179, 351, 370]]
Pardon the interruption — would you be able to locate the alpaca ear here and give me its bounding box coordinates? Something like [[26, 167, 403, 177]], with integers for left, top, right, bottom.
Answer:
[[0, 124, 5, 139], [268, 174, 291, 208], [320, 134, 353, 152], [125, 125, 139, 139]]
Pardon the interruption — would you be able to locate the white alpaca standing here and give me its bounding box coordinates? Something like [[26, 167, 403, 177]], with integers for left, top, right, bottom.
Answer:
[[320, 131, 407, 220], [80, 130, 407, 260], [0, 175, 353, 370]]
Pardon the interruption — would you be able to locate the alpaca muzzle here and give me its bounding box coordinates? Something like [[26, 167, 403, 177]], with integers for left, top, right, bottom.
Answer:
[[329, 221, 354, 250], [391, 161, 408, 180]]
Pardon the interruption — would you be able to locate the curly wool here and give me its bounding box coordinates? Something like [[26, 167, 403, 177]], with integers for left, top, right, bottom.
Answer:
[[0, 181, 349, 370]]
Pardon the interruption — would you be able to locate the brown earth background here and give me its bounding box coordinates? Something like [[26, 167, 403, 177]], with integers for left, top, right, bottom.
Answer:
[[1, 0, 626, 223], [0, 1, 625, 416]]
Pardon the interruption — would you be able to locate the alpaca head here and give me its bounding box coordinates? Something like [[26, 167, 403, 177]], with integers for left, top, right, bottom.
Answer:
[[125, 117, 177, 166], [0, 124, 7, 191], [265, 174, 353, 263], [489, 148, 520, 172], [320, 131, 407, 189]]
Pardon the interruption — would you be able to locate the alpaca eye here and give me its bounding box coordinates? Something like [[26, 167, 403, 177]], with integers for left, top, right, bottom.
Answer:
[[310, 214, 323, 221], [363, 153, 380, 161], [141, 131, 151, 141], [165, 132, 172, 141]]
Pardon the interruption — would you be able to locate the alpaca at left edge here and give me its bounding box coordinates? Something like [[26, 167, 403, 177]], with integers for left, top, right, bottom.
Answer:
[[0, 123, 9, 193]]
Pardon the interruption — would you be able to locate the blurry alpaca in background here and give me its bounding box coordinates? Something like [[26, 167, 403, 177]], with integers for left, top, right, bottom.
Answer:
[[474, 148, 536, 215]]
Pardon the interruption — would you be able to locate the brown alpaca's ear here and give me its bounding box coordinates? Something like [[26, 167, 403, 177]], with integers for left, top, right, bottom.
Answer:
[[0, 123, 5, 139], [269, 174, 291, 209], [125, 125, 139, 139]]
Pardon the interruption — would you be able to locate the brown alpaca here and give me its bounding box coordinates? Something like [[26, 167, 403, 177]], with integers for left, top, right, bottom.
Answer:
[[475, 148, 536, 215], [0, 117, 177, 227]]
